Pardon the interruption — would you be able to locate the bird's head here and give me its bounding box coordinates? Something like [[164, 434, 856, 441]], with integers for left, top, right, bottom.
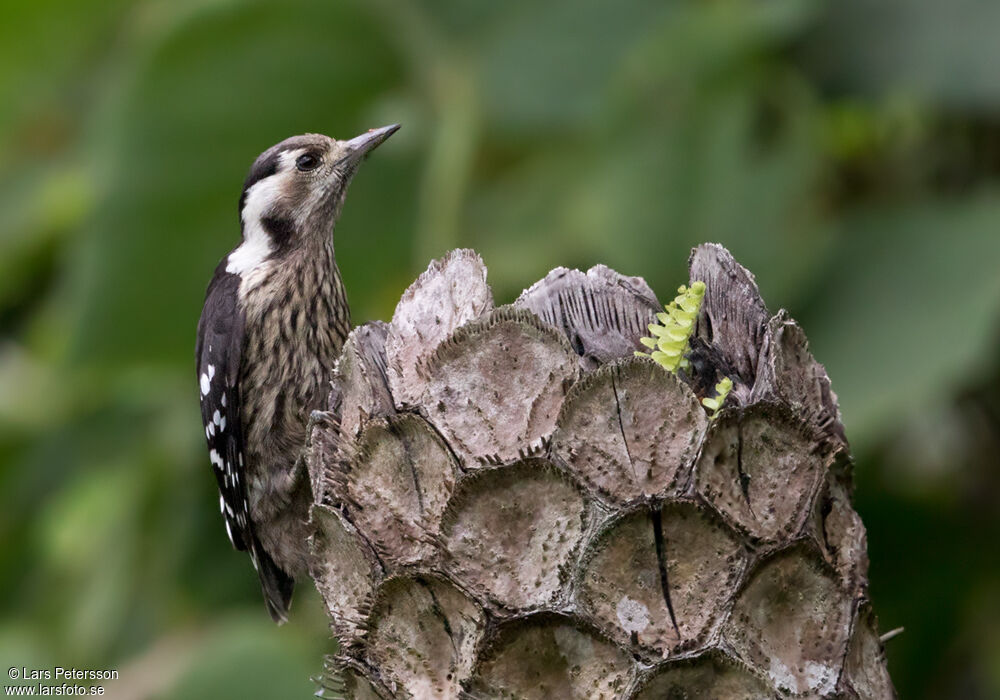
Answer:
[[235, 125, 399, 259]]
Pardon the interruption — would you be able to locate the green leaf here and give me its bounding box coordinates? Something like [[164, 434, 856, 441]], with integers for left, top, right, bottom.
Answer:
[[804, 193, 1000, 447]]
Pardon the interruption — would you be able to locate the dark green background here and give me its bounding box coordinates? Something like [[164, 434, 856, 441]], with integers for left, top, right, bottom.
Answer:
[[1, 1, 998, 697]]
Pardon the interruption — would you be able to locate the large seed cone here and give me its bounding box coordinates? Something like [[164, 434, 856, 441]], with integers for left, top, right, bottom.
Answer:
[[306, 244, 895, 699]]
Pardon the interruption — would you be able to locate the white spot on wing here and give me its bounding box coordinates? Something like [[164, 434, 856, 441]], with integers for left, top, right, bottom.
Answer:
[[220, 415, 226, 432], [200, 373, 210, 396], [208, 364, 216, 380], [209, 449, 224, 470], [213, 410, 221, 425]]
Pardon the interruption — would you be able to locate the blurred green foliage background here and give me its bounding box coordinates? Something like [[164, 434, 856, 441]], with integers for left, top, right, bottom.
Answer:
[[1, 0, 999, 697]]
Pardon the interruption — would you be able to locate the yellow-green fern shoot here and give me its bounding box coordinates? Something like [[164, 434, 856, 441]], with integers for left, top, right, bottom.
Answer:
[[635, 280, 706, 372], [637, 280, 732, 419], [701, 376, 733, 418]]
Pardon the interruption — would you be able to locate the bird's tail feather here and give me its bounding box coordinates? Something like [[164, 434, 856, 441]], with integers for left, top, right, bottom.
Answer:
[[251, 539, 295, 624]]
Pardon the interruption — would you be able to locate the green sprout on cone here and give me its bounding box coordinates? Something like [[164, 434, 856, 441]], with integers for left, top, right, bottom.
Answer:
[[701, 376, 733, 418], [637, 279, 732, 419], [636, 281, 706, 372]]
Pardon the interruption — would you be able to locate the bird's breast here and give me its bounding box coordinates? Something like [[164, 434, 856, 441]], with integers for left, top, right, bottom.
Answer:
[[236, 248, 350, 511]]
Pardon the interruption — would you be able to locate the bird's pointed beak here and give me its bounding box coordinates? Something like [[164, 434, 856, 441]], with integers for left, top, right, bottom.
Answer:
[[341, 124, 400, 164]]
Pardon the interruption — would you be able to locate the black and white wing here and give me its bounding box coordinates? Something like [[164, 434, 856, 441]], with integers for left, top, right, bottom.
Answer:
[[196, 263, 253, 553], [196, 262, 295, 623]]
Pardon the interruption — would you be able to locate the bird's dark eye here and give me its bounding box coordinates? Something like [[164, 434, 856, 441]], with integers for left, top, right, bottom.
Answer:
[[296, 152, 320, 171]]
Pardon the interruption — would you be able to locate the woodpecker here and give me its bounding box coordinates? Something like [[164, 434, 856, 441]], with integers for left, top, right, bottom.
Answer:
[[196, 125, 399, 622]]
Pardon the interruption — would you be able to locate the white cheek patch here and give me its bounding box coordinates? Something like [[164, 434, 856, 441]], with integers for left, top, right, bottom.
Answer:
[[227, 148, 306, 276], [227, 178, 281, 275]]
